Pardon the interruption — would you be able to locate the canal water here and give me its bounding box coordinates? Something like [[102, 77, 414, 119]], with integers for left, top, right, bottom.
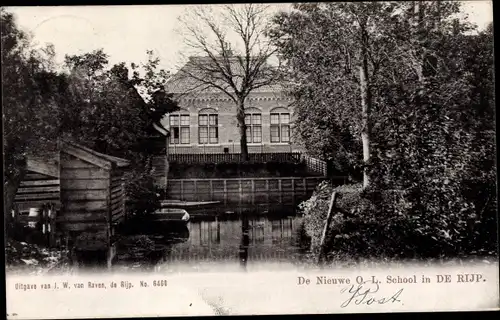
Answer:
[[113, 203, 314, 273]]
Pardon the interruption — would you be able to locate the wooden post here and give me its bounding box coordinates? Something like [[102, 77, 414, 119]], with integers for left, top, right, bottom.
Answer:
[[251, 179, 255, 205], [239, 180, 242, 204], [317, 191, 337, 265], [278, 179, 283, 204], [107, 244, 116, 269], [48, 204, 56, 247], [194, 180, 198, 201], [223, 179, 227, 206], [209, 180, 214, 201], [265, 179, 270, 203], [47, 204, 55, 247], [41, 204, 47, 246], [181, 180, 184, 201], [209, 219, 212, 244], [216, 216, 220, 243], [199, 223, 202, 245]]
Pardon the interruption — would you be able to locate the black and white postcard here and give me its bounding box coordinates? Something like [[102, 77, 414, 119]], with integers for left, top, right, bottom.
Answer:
[[3, 1, 498, 317]]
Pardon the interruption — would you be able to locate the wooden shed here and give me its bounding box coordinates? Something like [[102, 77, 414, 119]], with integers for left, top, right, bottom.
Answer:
[[58, 141, 130, 263]]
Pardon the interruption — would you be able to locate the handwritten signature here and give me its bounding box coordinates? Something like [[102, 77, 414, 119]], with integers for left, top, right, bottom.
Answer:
[[340, 279, 403, 308]]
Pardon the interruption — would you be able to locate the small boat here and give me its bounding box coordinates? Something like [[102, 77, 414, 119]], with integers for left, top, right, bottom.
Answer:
[[160, 200, 221, 209], [152, 208, 190, 224]]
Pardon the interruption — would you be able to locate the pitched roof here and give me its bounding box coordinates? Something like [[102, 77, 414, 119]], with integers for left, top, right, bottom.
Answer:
[[60, 140, 130, 170], [165, 55, 286, 95]]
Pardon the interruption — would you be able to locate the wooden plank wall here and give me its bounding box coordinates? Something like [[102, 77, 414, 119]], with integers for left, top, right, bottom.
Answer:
[[15, 171, 60, 211], [109, 169, 126, 227], [13, 171, 61, 247], [165, 176, 341, 204], [59, 152, 110, 249]]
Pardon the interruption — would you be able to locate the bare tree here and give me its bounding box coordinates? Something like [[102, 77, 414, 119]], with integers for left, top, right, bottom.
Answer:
[[176, 4, 282, 160]]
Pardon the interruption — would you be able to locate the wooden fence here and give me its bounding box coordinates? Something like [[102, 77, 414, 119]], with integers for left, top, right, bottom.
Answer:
[[160, 152, 328, 176], [166, 176, 346, 204], [168, 144, 301, 154], [168, 152, 302, 164], [300, 154, 328, 176]]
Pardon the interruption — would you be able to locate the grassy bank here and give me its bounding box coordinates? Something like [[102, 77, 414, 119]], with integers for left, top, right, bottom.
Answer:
[[299, 181, 498, 264], [5, 238, 71, 275]]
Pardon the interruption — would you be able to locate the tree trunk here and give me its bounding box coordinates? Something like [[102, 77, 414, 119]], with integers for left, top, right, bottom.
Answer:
[[359, 28, 372, 189], [414, 1, 425, 86], [236, 98, 249, 161], [413, 0, 426, 211]]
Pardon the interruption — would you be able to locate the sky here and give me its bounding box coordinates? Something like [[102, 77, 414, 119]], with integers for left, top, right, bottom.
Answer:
[[5, 1, 494, 74]]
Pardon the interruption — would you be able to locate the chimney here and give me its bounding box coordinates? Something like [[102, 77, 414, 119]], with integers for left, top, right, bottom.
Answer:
[[224, 42, 233, 57]]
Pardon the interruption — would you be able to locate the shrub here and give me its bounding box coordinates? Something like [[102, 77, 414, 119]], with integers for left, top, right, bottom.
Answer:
[[126, 170, 162, 216], [299, 180, 497, 263], [299, 181, 365, 253]]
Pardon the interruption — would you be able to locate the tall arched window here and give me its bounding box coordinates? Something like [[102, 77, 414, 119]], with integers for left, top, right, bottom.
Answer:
[[198, 108, 218, 144], [169, 109, 190, 144], [245, 107, 262, 143], [270, 107, 291, 143]]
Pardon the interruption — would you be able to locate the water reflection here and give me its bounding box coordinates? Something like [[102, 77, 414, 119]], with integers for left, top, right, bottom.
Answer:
[[158, 205, 309, 271], [105, 203, 313, 273]]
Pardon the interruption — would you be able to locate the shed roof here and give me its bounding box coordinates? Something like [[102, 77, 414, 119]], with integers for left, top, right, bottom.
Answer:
[[25, 155, 59, 178], [60, 141, 131, 170]]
